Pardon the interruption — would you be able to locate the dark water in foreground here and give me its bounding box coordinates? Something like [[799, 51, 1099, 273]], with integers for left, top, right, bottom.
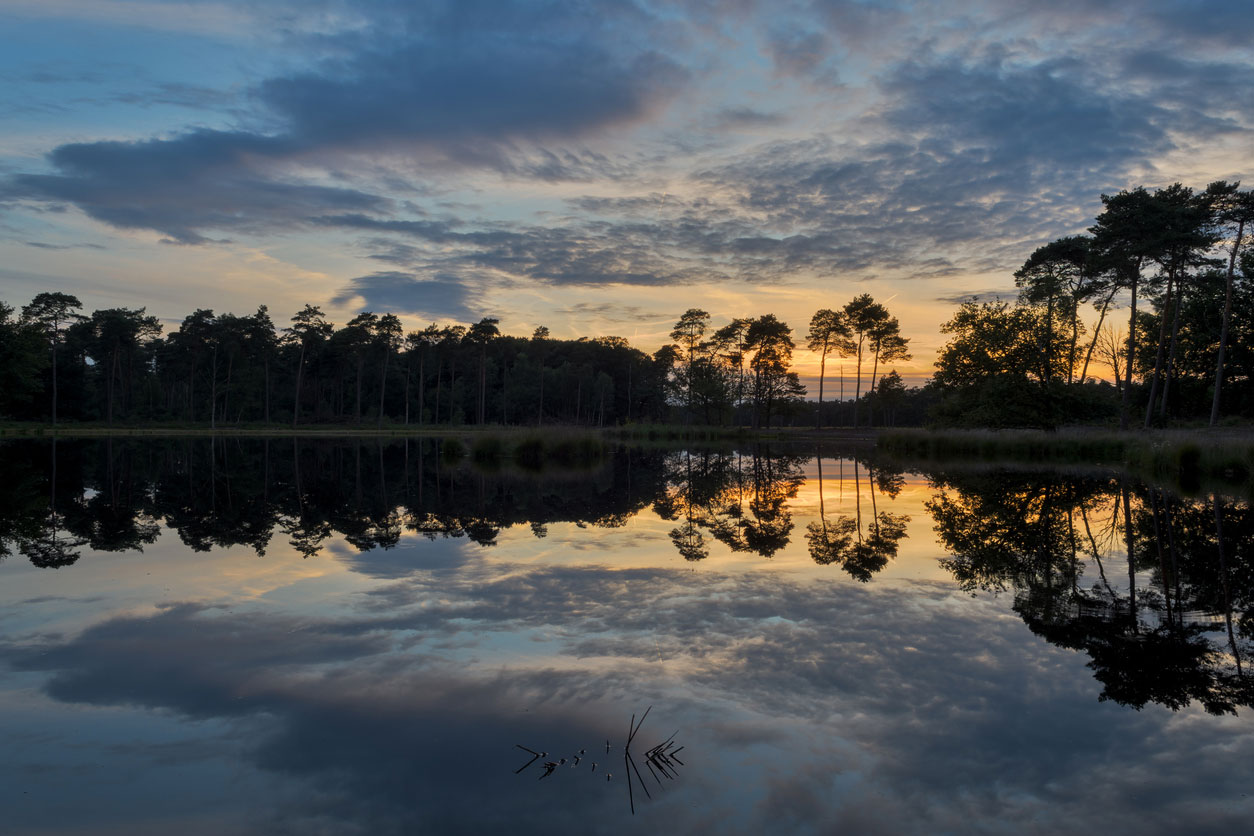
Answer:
[[1, 438, 1251, 835]]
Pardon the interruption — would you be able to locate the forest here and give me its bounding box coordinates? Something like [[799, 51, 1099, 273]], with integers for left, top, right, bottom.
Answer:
[[0, 292, 911, 430], [1, 180, 1250, 430]]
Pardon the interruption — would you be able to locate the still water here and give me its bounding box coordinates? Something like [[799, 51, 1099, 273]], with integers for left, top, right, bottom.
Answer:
[[1, 438, 1251, 835]]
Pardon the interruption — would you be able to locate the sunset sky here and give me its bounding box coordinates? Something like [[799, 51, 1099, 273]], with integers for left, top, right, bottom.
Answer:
[[2, 0, 1252, 385]]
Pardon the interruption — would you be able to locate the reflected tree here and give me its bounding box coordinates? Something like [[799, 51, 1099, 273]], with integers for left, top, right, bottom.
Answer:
[[925, 466, 1254, 713]]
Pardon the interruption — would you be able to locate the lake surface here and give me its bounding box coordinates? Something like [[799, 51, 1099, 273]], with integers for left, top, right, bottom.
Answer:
[[1, 437, 1251, 835]]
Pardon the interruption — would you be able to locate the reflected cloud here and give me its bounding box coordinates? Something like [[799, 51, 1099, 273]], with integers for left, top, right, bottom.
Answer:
[[3, 440, 1254, 832], [5, 561, 1254, 833]]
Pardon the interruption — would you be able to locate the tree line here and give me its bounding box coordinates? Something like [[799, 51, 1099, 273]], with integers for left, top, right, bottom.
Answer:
[[0, 293, 914, 429], [929, 179, 1254, 428], [7, 179, 1248, 431]]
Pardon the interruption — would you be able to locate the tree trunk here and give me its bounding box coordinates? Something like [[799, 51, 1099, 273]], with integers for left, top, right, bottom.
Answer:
[[852, 339, 864, 428], [1143, 271, 1174, 428], [1159, 271, 1188, 419], [867, 345, 880, 429], [418, 353, 426, 425], [1211, 218, 1245, 426], [355, 355, 364, 424], [448, 359, 456, 423], [209, 343, 217, 430], [377, 349, 389, 429], [50, 330, 58, 426], [1120, 268, 1138, 431], [537, 363, 545, 425], [434, 356, 442, 425], [222, 351, 234, 425], [292, 344, 304, 427], [1067, 297, 1080, 384], [1044, 295, 1054, 385], [816, 345, 826, 429], [106, 345, 118, 424]]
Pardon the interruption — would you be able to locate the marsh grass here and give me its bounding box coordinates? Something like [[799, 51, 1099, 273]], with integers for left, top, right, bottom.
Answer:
[[880, 428, 1254, 493], [610, 424, 752, 442]]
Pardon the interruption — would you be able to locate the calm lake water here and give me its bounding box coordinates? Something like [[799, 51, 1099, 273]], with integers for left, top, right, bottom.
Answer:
[[1, 438, 1251, 835]]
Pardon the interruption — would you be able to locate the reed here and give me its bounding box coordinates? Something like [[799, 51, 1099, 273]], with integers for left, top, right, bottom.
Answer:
[[879, 428, 1254, 493]]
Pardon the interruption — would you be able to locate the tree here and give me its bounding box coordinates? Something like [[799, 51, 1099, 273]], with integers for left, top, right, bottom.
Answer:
[[531, 326, 550, 425], [245, 306, 278, 423], [745, 314, 804, 428], [339, 312, 379, 423], [1208, 181, 1254, 425], [1091, 187, 1167, 429], [807, 309, 850, 428], [467, 317, 501, 425], [1137, 184, 1217, 426], [669, 309, 710, 422], [933, 300, 1054, 427], [839, 294, 890, 428], [79, 307, 162, 423], [876, 370, 906, 426], [0, 302, 48, 418], [1014, 236, 1095, 384], [865, 316, 910, 426], [21, 292, 83, 425], [286, 305, 332, 426], [405, 324, 441, 425], [373, 314, 403, 427], [711, 318, 752, 424]]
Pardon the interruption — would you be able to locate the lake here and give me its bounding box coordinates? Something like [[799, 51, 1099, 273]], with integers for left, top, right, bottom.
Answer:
[[1, 437, 1251, 835]]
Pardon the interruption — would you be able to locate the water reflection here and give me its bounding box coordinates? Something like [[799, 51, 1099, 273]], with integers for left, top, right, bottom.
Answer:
[[0, 438, 869, 566], [925, 468, 1254, 714], [807, 457, 910, 581], [2, 438, 1253, 833]]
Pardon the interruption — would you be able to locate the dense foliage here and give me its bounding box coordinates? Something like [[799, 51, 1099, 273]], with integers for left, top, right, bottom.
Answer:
[[0, 294, 914, 428], [929, 180, 1254, 428]]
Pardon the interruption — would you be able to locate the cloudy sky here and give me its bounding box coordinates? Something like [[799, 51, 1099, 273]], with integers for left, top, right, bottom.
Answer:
[[2, 0, 1252, 380]]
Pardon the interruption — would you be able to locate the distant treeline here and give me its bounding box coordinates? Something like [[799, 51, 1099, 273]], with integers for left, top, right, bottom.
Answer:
[[0, 292, 918, 429], [4, 181, 1250, 431]]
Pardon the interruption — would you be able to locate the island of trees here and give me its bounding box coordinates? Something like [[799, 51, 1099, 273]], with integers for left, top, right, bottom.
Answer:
[[2, 180, 1250, 431]]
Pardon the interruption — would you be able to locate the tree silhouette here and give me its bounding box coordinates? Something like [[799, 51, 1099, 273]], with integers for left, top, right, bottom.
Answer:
[[806, 309, 850, 428], [20, 292, 82, 425]]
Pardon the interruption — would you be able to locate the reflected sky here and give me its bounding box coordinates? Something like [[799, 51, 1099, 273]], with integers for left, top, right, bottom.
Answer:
[[1, 440, 1252, 834]]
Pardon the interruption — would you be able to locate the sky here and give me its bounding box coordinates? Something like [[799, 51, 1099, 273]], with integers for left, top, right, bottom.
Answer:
[[2, 0, 1253, 384]]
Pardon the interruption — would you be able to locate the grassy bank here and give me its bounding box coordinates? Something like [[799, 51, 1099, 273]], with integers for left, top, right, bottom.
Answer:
[[0, 420, 867, 444], [879, 428, 1254, 493]]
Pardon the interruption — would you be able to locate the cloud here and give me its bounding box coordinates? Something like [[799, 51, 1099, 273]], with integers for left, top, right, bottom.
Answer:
[[256, 14, 687, 157], [7, 129, 388, 244], [5, 0, 1254, 303], [2, 0, 690, 245], [6, 568, 1254, 834], [24, 240, 106, 250], [554, 302, 667, 324], [712, 107, 786, 129], [765, 28, 833, 81], [880, 55, 1175, 170], [330, 270, 479, 320]]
